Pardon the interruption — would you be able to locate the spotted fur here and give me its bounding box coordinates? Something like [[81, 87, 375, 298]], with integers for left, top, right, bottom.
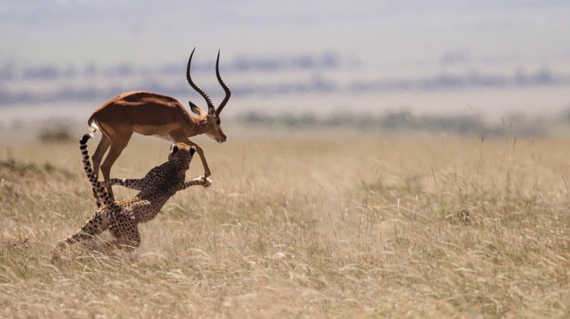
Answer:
[[55, 133, 211, 252]]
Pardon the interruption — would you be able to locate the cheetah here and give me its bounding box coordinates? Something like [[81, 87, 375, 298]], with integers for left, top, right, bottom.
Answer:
[[55, 133, 211, 252]]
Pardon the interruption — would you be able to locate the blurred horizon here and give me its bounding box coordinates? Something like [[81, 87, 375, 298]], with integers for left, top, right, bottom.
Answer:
[[1, 0, 569, 127]]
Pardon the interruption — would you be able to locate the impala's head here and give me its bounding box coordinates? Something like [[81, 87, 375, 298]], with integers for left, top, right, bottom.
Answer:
[[186, 48, 231, 144], [206, 114, 227, 143], [190, 105, 227, 143]]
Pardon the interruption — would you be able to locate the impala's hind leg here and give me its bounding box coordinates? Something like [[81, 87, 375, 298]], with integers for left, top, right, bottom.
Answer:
[[100, 131, 133, 201], [91, 135, 111, 207]]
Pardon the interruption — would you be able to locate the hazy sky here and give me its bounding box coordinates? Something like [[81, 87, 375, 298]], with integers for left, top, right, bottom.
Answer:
[[2, 0, 570, 67], [2, 0, 570, 118]]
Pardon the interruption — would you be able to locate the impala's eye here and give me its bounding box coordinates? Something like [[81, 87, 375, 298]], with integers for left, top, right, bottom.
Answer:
[[216, 119, 221, 125]]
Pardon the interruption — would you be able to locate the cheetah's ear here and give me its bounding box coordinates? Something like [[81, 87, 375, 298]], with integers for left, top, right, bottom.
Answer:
[[171, 144, 179, 154]]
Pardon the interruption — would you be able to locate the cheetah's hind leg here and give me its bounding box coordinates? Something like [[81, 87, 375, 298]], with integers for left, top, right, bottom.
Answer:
[[106, 214, 141, 252], [53, 211, 110, 258]]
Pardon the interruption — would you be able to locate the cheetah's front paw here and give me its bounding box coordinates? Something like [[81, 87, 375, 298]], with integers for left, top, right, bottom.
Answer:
[[200, 176, 213, 188]]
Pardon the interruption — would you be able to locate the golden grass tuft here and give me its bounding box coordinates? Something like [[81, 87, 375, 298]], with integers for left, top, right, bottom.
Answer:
[[2, 134, 570, 318]]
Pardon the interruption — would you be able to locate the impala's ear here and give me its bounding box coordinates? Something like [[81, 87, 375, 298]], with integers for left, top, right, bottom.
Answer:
[[189, 101, 204, 115]]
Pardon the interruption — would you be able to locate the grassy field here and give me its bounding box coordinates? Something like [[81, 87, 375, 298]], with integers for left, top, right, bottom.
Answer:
[[2, 130, 570, 318]]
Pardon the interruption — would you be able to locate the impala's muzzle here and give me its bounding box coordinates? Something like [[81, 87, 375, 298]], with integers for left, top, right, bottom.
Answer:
[[218, 137, 226, 143]]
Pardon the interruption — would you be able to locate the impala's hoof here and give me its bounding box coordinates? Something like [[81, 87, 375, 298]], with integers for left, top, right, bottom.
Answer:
[[201, 176, 213, 188]]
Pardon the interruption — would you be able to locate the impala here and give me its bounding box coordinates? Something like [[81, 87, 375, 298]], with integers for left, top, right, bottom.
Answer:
[[87, 48, 231, 200]]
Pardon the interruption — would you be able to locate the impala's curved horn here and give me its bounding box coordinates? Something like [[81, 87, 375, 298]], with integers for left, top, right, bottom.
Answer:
[[186, 48, 215, 114], [215, 49, 231, 116]]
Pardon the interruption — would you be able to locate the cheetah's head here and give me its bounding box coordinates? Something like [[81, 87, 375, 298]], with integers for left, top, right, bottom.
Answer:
[[168, 142, 195, 167]]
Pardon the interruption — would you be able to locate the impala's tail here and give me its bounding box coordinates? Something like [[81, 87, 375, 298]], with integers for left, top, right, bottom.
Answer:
[[87, 115, 100, 133], [80, 133, 117, 211], [89, 121, 99, 133]]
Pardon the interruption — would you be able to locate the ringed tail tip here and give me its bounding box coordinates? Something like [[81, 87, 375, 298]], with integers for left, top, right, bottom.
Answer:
[[80, 133, 93, 144]]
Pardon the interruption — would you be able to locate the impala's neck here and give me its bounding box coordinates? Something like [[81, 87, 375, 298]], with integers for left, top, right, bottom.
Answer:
[[188, 113, 211, 135]]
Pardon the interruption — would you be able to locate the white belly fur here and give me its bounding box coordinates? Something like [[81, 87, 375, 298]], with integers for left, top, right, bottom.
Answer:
[[152, 134, 174, 142], [133, 125, 174, 141]]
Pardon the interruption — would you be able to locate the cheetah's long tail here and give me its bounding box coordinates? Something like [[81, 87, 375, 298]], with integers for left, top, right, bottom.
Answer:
[[80, 133, 117, 211]]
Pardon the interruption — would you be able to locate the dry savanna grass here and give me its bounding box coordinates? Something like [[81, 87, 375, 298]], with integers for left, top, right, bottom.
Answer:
[[2, 132, 570, 318]]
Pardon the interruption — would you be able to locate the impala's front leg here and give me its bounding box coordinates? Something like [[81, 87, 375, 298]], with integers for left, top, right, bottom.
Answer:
[[176, 136, 211, 178], [194, 146, 211, 178]]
